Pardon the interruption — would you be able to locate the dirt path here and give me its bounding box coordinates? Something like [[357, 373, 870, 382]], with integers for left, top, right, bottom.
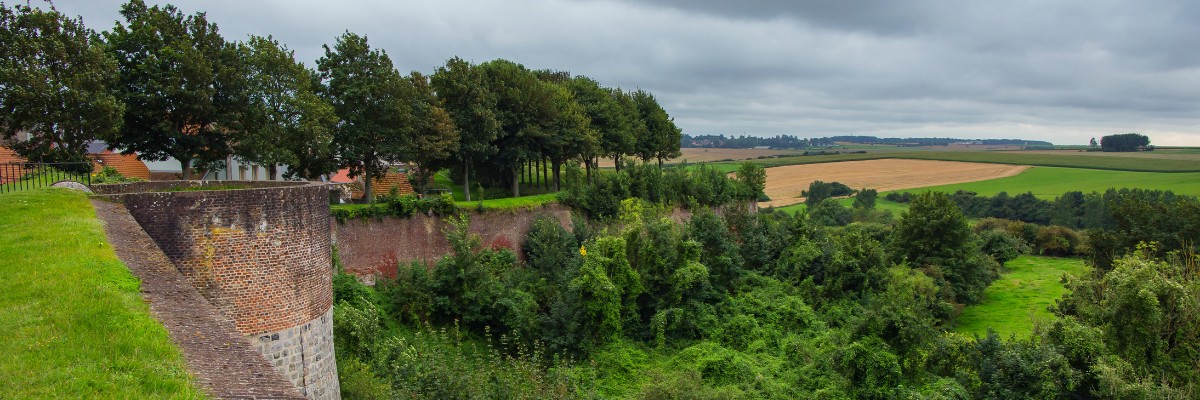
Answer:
[[92, 200, 303, 399], [761, 159, 1029, 208]]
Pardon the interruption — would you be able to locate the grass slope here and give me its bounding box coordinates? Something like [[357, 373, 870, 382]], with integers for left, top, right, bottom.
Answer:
[[954, 255, 1087, 338], [0, 189, 204, 399]]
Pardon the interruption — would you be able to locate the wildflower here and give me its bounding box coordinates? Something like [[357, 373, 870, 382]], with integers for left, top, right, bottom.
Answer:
[[580, 245, 587, 257]]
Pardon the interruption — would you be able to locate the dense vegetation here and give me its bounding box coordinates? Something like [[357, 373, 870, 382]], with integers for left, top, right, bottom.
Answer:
[[0, 189, 203, 398], [1101, 133, 1151, 152], [330, 156, 1200, 398]]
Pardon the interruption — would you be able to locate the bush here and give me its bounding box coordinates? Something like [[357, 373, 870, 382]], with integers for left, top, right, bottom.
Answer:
[[808, 198, 852, 226], [1035, 225, 1085, 256], [978, 230, 1030, 264]]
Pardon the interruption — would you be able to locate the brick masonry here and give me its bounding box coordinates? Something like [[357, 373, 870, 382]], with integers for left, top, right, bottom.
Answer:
[[333, 204, 572, 282], [93, 181, 340, 399]]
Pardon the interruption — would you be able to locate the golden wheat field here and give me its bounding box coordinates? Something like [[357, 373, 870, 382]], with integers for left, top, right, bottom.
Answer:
[[760, 159, 1029, 208]]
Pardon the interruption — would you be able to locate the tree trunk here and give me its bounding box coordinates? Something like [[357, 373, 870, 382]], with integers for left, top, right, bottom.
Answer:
[[179, 157, 192, 180], [613, 154, 621, 172], [364, 168, 375, 204], [535, 158, 540, 189], [463, 161, 471, 202], [552, 159, 562, 190], [511, 165, 520, 197], [268, 164, 278, 181], [585, 157, 592, 181], [543, 156, 549, 190]]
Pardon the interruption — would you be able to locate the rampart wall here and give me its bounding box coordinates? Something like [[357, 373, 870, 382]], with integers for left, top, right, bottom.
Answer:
[[93, 180, 340, 399]]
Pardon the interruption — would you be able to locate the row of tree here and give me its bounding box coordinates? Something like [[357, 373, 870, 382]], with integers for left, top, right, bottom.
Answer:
[[0, 1, 682, 201]]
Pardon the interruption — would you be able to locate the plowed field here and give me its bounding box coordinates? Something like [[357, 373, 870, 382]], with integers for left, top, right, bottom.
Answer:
[[761, 159, 1029, 208]]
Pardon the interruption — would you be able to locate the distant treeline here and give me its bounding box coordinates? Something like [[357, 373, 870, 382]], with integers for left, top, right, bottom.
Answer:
[[681, 134, 1053, 149]]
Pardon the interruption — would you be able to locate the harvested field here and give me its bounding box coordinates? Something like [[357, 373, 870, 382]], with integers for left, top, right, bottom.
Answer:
[[761, 159, 1029, 208], [597, 148, 802, 167]]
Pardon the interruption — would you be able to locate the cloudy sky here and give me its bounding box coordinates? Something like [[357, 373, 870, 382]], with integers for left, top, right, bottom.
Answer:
[[46, 0, 1200, 145]]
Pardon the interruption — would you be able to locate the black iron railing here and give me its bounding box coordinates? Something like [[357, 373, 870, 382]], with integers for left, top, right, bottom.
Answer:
[[0, 162, 92, 193]]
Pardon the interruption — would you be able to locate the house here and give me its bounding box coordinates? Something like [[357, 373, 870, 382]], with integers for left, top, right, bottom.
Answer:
[[90, 150, 151, 180], [331, 166, 418, 201]]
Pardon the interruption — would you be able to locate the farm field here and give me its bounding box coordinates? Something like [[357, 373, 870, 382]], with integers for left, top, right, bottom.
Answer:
[[954, 256, 1088, 338], [895, 166, 1200, 198], [597, 147, 804, 168], [759, 159, 1028, 208], [706, 147, 1200, 173]]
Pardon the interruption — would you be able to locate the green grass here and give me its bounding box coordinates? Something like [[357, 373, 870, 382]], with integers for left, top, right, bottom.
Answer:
[[0, 189, 204, 399], [456, 192, 559, 210], [709, 149, 1200, 173], [895, 167, 1200, 199], [954, 255, 1087, 338]]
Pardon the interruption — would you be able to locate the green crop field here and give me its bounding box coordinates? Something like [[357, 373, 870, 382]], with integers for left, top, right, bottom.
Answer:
[[895, 166, 1200, 198], [954, 255, 1087, 338], [0, 189, 203, 398], [707, 148, 1200, 173]]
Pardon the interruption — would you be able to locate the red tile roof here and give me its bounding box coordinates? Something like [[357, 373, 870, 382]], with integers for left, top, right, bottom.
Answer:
[[90, 151, 151, 180], [0, 147, 28, 184], [348, 171, 416, 199]]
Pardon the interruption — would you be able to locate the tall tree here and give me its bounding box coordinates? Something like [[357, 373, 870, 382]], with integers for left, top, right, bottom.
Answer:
[[431, 57, 499, 201], [0, 3, 122, 167], [317, 31, 411, 202], [541, 81, 595, 190], [105, 0, 245, 179], [406, 71, 459, 194], [631, 89, 681, 166], [608, 89, 644, 172], [568, 76, 630, 178], [235, 35, 337, 180], [478, 59, 550, 197]]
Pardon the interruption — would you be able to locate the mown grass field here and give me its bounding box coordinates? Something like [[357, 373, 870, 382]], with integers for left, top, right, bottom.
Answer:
[[894, 166, 1200, 198], [0, 189, 204, 399], [708, 148, 1200, 173], [954, 255, 1087, 338]]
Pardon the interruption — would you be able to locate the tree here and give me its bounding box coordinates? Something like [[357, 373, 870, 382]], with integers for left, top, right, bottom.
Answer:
[[477, 59, 554, 197], [736, 162, 767, 201], [317, 32, 411, 202], [631, 89, 681, 166], [406, 71, 459, 194], [105, 0, 245, 179], [235, 35, 337, 180], [539, 76, 595, 190], [1100, 133, 1149, 152], [854, 188, 878, 209], [431, 57, 499, 201], [568, 76, 632, 178], [0, 3, 123, 166], [893, 191, 998, 304], [607, 89, 644, 172], [1089, 137, 1098, 148]]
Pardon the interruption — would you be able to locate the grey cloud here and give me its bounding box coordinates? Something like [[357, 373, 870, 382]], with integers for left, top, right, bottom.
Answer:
[[41, 0, 1200, 145]]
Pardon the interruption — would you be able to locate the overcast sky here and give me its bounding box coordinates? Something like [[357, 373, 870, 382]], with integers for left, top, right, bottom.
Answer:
[[44, 0, 1200, 145]]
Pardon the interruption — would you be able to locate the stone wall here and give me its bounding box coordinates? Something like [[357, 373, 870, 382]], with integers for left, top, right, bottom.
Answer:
[[334, 204, 571, 281], [93, 181, 340, 399]]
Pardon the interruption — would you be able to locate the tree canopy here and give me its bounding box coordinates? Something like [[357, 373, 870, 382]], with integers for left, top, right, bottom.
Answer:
[[0, 3, 122, 165], [104, 0, 245, 178]]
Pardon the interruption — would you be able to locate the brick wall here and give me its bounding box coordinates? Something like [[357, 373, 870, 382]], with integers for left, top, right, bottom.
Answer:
[[93, 181, 340, 399], [334, 205, 571, 281]]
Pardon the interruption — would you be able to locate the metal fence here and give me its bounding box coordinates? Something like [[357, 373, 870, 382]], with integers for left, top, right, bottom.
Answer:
[[0, 162, 92, 193]]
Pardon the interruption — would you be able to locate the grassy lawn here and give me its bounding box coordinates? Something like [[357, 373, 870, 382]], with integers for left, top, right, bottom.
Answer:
[[708, 148, 1200, 173], [894, 166, 1200, 198], [954, 255, 1087, 338], [0, 189, 204, 398]]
